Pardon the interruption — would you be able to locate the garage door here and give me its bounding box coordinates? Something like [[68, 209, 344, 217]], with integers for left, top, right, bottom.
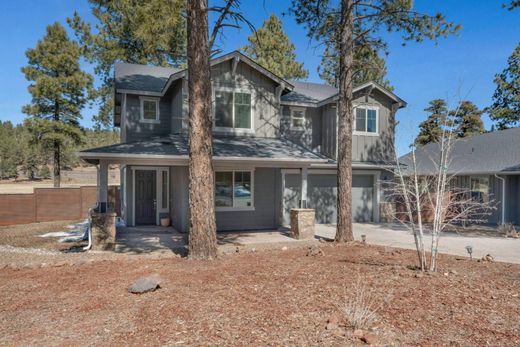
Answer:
[[283, 173, 374, 225]]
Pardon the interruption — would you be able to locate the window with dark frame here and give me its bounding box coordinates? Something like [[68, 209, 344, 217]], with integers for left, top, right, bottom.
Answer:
[[215, 171, 252, 208]]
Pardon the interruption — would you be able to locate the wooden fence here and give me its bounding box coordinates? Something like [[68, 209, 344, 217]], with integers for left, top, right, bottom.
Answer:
[[0, 186, 120, 226]]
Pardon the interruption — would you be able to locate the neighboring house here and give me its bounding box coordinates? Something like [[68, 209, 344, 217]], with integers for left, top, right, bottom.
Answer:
[[80, 51, 406, 232], [399, 127, 520, 225]]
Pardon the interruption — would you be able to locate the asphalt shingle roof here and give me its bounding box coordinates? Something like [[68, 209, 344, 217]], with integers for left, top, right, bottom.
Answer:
[[399, 127, 520, 175], [281, 81, 338, 104], [81, 134, 328, 162], [114, 63, 180, 93]]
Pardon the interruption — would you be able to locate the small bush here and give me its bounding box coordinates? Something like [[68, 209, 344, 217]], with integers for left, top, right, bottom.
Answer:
[[39, 165, 51, 179]]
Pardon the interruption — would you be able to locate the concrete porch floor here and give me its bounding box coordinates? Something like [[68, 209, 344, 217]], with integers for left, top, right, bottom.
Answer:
[[115, 225, 325, 255]]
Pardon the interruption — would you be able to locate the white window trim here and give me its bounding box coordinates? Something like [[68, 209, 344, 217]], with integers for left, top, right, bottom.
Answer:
[[215, 169, 255, 212], [213, 86, 255, 134], [353, 105, 379, 136], [139, 96, 160, 124], [290, 107, 306, 131], [131, 166, 169, 226]]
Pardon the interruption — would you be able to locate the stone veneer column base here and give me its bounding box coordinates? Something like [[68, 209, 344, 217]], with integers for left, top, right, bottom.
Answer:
[[90, 212, 117, 251], [290, 208, 316, 240]]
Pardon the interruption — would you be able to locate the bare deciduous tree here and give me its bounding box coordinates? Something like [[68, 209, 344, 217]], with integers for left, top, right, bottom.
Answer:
[[389, 101, 494, 271]]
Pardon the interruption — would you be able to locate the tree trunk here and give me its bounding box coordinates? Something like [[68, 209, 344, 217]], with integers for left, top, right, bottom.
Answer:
[[53, 101, 60, 188], [187, 0, 217, 259], [335, 0, 354, 242]]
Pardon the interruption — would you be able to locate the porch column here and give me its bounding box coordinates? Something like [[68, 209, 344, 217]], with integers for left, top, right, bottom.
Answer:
[[300, 167, 308, 208], [98, 160, 109, 213]]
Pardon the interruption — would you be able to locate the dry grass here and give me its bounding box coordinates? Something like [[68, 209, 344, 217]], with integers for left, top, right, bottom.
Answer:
[[339, 276, 384, 330]]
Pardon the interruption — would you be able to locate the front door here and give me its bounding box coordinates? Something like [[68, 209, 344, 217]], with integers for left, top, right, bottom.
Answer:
[[135, 170, 156, 225]]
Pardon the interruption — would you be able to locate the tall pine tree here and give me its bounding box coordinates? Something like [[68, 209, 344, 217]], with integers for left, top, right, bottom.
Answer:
[[242, 14, 308, 80], [291, 0, 459, 244], [68, 0, 186, 128], [452, 101, 485, 138], [22, 22, 93, 187], [415, 99, 448, 145], [489, 43, 520, 130]]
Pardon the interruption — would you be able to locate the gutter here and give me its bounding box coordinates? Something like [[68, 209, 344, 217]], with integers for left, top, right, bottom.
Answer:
[[494, 174, 506, 225]]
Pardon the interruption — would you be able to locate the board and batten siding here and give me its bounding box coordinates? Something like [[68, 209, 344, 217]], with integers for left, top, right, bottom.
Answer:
[[316, 89, 396, 163], [210, 60, 280, 138], [281, 105, 322, 152], [124, 89, 173, 141]]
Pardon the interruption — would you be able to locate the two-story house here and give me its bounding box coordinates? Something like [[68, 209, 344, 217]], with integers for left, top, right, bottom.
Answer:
[[80, 51, 406, 232]]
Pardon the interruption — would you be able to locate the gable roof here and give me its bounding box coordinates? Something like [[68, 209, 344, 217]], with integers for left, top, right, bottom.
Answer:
[[114, 63, 180, 94], [399, 127, 520, 175], [160, 51, 294, 95], [281, 80, 407, 108], [114, 51, 294, 96]]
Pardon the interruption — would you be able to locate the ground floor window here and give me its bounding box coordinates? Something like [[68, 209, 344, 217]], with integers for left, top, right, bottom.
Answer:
[[215, 170, 253, 209], [470, 175, 489, 203]]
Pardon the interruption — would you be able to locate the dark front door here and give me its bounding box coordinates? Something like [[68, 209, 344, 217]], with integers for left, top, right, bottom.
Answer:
[[135, 170, 156, 225]]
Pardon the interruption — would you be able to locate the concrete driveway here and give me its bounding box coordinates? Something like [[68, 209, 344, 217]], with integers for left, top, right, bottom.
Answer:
[[315, 223, 520, 264]]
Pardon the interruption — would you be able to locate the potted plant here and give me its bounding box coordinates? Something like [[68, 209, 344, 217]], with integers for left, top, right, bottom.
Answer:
[[160, 215, 171, 227]]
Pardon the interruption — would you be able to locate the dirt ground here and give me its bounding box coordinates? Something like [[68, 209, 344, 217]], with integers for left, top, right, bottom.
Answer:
[[1, 243, 519, 346], [0, 166, 120, 194]]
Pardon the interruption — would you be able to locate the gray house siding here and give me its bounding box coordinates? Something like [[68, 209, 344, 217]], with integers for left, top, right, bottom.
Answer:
[[321, 104, 337, 159], [170, 166, 190, 232], [211, 60, 280, 138], [216, 168, 281, 231], [311, 89, 396, 162], [281, 105, 322, 152], [124, 89, 173, 141], [170, 80, 184, 133]]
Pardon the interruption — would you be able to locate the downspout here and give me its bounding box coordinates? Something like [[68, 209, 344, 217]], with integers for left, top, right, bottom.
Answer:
[[494, 174, 506, 225]]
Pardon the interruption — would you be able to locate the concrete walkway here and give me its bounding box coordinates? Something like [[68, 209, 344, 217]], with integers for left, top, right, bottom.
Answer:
[[318, 223, 519, 264], [115, 224, 519, 264]]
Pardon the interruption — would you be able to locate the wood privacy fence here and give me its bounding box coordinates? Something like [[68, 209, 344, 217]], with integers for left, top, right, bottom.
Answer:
[[0, 186, 120, 226]]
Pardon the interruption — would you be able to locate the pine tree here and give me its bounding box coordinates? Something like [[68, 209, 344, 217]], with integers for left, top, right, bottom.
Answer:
[[452, 101, 485, 138], [22, 22, 93, 187], [291, 0, 459, 243], [489, 43, 520, 130], [242, 14, 308, 80], [68, 0, 187, 128], [415, 99, 448, 145], [319, 32, 393, 90]]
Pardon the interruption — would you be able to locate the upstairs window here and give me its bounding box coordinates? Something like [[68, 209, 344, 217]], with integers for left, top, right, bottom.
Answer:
[[140, 97, 160, 123], [215, 91, 252, 130], [290, 108, 305, 130], [215, 171, 253, 210], [354, 107, 378, 134]]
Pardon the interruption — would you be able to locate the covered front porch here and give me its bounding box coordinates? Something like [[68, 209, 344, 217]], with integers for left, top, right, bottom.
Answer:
[[114, 224, 335, 255]]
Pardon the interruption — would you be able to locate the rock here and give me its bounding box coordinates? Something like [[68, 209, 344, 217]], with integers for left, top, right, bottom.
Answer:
[[128, 275, 161, 294], [482, 254, 494, 262], [306, 245, 324, 257], [361, 332, 379, 345], [281, 246, 288, 251], [414, 272, 424, 278], [449, 270, 458, 275]]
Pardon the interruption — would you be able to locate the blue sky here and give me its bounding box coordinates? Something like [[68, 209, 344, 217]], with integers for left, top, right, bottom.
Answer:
[[0, 1, 518, 155]]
